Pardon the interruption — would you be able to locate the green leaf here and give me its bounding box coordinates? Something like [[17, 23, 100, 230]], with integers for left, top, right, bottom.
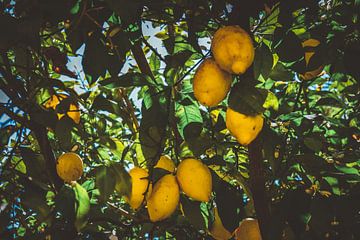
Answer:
[[334, 165, 359, 176], [11, 157, 27, 174], [254, 43, 273, 80], [91, 94, 123, 116], [105, 0, 141, 27], [55, 116, 75, 151], [228, 82, 267, 116], [181, 196, 207, 230], [263, 91, 279, 111], [20, 147, 48, 181], [149, 51, 161, 72], [74, 182, 90, 232], [0, 126, 13, 151], [55, 185, 76, 221], [175, 98, 203, 141], [214, 179, 243, 232], [82, 31, 107, 85], [111, 163, 132, 198], [304, 137, 323, 152], [275, 30, 304, 63], [100, 72, 155, 88], [269, 62, 294, 82], [139, 90, 169, 164], [95, 165, 116, 202], [322, 177, 340, 195]]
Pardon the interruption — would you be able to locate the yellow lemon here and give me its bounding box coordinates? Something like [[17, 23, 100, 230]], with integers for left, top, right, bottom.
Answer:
[[44, 94, 80, 124], [226, 108, 264, 146], [154, 155, 176, 173], [147, 174, 180, 222], [56, 152, 83, 182], [210, 207, 233, 240], [193, 58, 232, 107], [211, 25, 255, 74], [300, 39, 324, 80], [234, 218, 262, 240], [176, 158, 212, 202], [125, 167, 152, 210]]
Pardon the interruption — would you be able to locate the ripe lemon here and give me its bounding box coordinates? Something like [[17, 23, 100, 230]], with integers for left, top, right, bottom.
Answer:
[[154, 155, 176, 173], [211, 25, 255, 74], [193, 58, 232, 107], [147, 174, 180, 222], [176, 158, 212, 202], [226, 108, 264, 146], [210, 207, 233, 240], [44, 94, 80, 124], [56, 152, 83, 182], [300, 39, 324, 80], [125, 167, 152, 210], [234, 218, 262, 240]]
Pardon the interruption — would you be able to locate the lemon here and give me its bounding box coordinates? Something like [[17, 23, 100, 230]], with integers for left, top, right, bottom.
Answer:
[[56, 152, 83, 182], [176, 158, 212, 202], [211, 25, 255, 74], [210, 207, 233, 240], [234, 218, 262, 240], [300, 39, 324, 80], [147, 174, 180, 222], [44, 94, 80, 124], [193, 58, 232, 107], [125, 167, 152, 210], [154, 155, 176, 173], [226, 108, 264, 146]]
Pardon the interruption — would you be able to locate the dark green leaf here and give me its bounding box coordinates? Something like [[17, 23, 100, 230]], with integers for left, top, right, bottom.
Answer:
[[82, 31, 107, 85], [55, 185, 76, 221], [100, 72, 154, 88], [139, 90, 169, 164], [95, 165, 116, 202], [111, 163, 132, 198], [55, 116, 75, 151], [228, 82, 267, 116], [254, 43, 273, 80], [181, 196, 206, 230], [175, 98, 203, 141], [275, 30, 304, 63], [214, 179, 243, 232], [304, 137, 323, 152], [269, 62, 294, 82]]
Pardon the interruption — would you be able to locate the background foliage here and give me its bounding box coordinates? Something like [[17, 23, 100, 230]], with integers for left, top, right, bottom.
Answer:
[[0, 0, 359, 239]]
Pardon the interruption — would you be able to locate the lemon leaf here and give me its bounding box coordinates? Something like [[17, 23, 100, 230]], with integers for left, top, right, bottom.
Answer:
[[263, 91, 279, 111], [74, 182, 90, 232]]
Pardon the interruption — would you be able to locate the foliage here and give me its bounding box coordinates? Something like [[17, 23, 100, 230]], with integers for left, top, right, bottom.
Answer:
[[0, 0, 359, 239]]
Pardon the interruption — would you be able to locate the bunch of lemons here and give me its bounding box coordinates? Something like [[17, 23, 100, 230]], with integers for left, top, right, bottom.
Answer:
[[125, 156, 212, 222], [193, 25, 263, 146]]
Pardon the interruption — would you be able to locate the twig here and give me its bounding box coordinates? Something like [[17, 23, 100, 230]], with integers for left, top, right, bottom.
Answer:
[[142, 35, 166, 62], [173, 51, 210, 86]]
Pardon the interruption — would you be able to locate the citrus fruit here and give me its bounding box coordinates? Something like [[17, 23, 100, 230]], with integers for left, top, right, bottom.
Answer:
[[154, 155, 176, 173], [226, 108, 264, 146], [125, 167, 152, 210], [56, 152, 83, 182], [300, 39, 324, 80], [147, 174, 180, 222], [193, 58, 232, 107], [210, 207, 232, 240], [211, 25, 255, 74], [176, 158, 212, 202], [44, 94, 80, 124], [234, 218, 262, 240]]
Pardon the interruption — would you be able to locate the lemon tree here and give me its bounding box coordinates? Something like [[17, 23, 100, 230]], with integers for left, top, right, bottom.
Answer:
[[0, 1, 359, 240]]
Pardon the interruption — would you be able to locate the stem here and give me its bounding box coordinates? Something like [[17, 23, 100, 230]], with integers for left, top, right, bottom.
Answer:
[[248, 136, 270, 238], [228, 2, 271, 239]]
